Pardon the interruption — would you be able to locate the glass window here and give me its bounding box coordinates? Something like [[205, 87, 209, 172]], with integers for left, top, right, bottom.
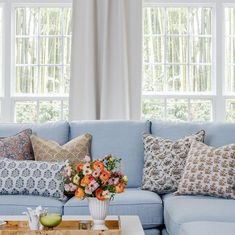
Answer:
[[14, 7, 72, 123], [142, 7, 213, 122]]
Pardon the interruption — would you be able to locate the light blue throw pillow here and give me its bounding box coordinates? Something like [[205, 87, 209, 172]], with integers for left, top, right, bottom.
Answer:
[[0, 158, 65, 199]]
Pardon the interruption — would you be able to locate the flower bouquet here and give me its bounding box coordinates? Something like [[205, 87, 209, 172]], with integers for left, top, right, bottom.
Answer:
[[61, 155, 128, 230]]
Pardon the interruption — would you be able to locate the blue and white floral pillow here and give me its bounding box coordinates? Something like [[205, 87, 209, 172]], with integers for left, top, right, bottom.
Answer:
[[0, 158, 65, 199]]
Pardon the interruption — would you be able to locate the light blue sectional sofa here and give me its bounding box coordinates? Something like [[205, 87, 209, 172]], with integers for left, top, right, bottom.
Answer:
[[0, 120, 235, 235]]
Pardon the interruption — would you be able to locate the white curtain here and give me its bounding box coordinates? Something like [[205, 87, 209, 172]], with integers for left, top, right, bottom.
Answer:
[[69, 0, 142, 120]]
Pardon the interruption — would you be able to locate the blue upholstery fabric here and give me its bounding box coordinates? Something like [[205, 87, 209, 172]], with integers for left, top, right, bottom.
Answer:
[[161, 229, 169, 235], [0, 195, 64, 215], [69, 121, 150, 187], [163, 194, 235, 235], [144, 228, 160, 235], [0, 121, 69, 144], [151, 121, 235, 147], [180, 222, 235, 235], [64, 188, 163, 229]]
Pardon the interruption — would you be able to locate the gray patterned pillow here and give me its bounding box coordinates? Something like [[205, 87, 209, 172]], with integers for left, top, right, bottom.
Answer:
[[175, 141, 235, 199], [0, 158, 65, 199], [142, 130, 205, 194]]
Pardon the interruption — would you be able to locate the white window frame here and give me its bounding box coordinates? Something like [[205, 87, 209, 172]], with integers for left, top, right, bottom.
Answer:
[[0, 0, 72, 123], [142, 0, 233, 122]]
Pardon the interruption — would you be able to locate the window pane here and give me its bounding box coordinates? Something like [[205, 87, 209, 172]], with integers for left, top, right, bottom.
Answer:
[[144, 8, 164, 35], [225, 66, 235, 93], [166, 8, 188, 34], [225, 8, 235, 36], [225, 37, 235, 64], [40, 8, 62, 35], [166, 99, 188, 122], [226, 99, 235, 121], [64, 37, 71, 65], [166, 65, 187, 92], [38, 100, 61, 123], [39, 66, 62, 94], [166, 36, 188, 63], [190, 65, 211, 92], [225, 8, 235, 94], [15, 8, 38, 36], [40, 37, 62, 64], [142, 98, 165, 120], [190, 99, 212, 121], [143, 65, 164, 92], [190, 8, 212, 35], [16, 38, 37, 65], [16, 66, 38, 94], [63, 8, 72, 35], [63, 100, 69, 120], [15, 101, 37, 123], [190, 37, 212, 63], [15, 7, 72, 96], [64, 66, 70, 94]]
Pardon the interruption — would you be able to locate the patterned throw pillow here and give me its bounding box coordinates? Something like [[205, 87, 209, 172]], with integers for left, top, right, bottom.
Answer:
[[0, 129, 34, 160], [142, 130, 205, 194], [31, 133, 92, 162], [0, 158, 65, 199], [175, 141, 235, 199]]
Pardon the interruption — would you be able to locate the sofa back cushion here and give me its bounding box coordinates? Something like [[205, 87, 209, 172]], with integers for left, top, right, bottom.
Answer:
[[69, 120, 150, 187], [151, 121, 235, 147], [0, 121, 69, 145]]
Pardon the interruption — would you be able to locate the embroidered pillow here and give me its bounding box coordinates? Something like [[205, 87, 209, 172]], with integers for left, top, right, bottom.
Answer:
[[175, 141, 235, 199], [0, 158, 65, 199], [31, 133, 92, 162], [0, 129, 33, 160], [141, 130, 205, 194]]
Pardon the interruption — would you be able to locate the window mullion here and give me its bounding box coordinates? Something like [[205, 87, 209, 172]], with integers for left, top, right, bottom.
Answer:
[[215, 3, 225, 122]]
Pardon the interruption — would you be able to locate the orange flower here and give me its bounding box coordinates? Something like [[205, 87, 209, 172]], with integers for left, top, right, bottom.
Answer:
[[93, 161, 105, 171], [81, 175, 94, 186], [99, 170, 111, 183], [75, 187, 85, 199], [76, 163, 84, 172], [116, 183, 125, 193], [95, 188, 106, 201]]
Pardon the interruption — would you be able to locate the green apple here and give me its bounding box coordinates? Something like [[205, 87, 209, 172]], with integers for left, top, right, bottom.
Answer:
[[40, 213, 62, 228]]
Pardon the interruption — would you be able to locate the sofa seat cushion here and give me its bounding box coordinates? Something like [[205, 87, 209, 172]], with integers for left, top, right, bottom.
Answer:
[[69, 121, 150, 187], [0, 195, 65, 215], [64, 188, 163, 229], [180, 222, 235, 235], [163, 194, 235, 235]]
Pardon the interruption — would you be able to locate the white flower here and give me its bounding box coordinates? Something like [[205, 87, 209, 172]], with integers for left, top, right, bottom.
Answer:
[[84, 155, 91, 162], [83, 168, 92, 175], [85, 187, 92, 195], [83, 163, 91, 170], [102, 190, 112, 199]]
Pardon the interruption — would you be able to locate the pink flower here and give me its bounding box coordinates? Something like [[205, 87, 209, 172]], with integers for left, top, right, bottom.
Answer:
[[92, 169, 101, 178], [84, 155, 91, 162], [88, 180, 99, 192], [64, 184, 70, 192], [64, 183, 77, 192], [69, 183, 77, 192], [108, 177, 119, 185], [64, 166, 73, 177]]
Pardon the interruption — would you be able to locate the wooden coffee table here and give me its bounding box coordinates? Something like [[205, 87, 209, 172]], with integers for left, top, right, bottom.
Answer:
[[0, 215, 145, 235]]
